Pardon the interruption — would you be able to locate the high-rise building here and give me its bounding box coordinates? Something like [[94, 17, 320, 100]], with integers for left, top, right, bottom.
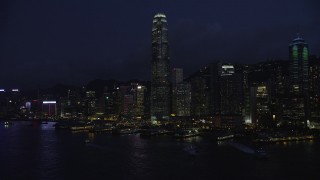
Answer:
[[85, 91, 96, 117], [136, 85, 146, 118], [245, 60, 289, 125], [171, 68, 191, 117], [210, 63, 243, 116], [172, 68, 183, 86], [0, 88, 23, 119], [151, 13, 170, 121], [175, 83, 191, 117], [250, 84, 271, 127], [130, 83, 146, 119], [309, 56, 320, 122], [104, 87, 116, 120], [188, 66, 210, 118], [60, 89, 82, 119], [288, 34, 309, 124], [172, 68, 183, 115], [289, 34, 309, 95], [209, 63, 244, 128], [42, 101, 57, 118], [219, 64, 241, 115], [119, 86, 133, 118]]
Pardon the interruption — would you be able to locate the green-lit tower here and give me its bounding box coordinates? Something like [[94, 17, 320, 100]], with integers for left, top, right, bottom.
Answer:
[[288, 33, 309, 124], [289, 34, 309, 95]]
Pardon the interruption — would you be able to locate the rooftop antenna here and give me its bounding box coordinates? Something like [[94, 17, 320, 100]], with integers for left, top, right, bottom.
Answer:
[[297, 25, 301, 38]]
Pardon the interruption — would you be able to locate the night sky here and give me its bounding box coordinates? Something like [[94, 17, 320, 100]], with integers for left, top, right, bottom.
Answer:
[[1, 0, 319, 89]]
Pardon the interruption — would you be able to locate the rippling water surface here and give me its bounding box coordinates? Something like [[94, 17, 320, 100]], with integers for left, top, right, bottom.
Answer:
[[0, 121, 320, 180]]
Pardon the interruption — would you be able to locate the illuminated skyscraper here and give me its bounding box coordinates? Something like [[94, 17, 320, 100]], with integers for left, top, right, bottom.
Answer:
[[309, 56, 320, 122], [250, 84, 271, 127], [131, 83, 146, 119], [289, 34, 309, 95], [288, 33, 309, 124], [171, 68, 191, 117], [175, 83, 191, 117], [172, 68, 183, 86], [172, 68, 183, 115], [151, 13, 170, 121], [42, 101, 57, 118], [85, 91, 96, 117]]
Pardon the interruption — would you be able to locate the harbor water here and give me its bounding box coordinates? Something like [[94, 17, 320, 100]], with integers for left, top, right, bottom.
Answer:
[[0, 121, 320, 180]]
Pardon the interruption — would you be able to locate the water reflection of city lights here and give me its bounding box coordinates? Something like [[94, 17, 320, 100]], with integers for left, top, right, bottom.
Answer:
[[88, 132, 95, 141]]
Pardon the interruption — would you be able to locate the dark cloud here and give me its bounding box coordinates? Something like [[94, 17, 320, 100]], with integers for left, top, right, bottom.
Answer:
[[0, 0, 319, 89]]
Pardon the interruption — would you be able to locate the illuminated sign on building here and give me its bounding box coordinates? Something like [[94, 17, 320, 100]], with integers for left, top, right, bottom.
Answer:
[[42, 101, 57, 117], [43, 101, 57, 104], [221, 65, 235, 76]]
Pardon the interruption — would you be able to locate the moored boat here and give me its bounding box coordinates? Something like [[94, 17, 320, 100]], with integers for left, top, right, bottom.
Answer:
[[174, 129, 199, 138]]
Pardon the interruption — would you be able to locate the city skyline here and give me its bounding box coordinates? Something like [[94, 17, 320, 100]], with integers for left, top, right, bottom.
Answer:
[[2, 2, 320, 179], [1, 0, 320, 89]]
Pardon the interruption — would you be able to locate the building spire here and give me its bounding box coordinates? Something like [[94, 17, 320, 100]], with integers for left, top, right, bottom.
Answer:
[[296, 25, 303, 39]]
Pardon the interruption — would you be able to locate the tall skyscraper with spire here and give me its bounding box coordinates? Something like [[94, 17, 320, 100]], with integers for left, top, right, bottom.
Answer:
[[151, 13, 170, 121]]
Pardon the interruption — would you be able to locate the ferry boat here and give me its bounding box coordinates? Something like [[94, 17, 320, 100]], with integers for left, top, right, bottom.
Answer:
[[112, 128, 137, 135], [174, 129, 199, 138], [90, 126, 113, 133], [216, 134, 234, 141], [70, 125, 93, 131]]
